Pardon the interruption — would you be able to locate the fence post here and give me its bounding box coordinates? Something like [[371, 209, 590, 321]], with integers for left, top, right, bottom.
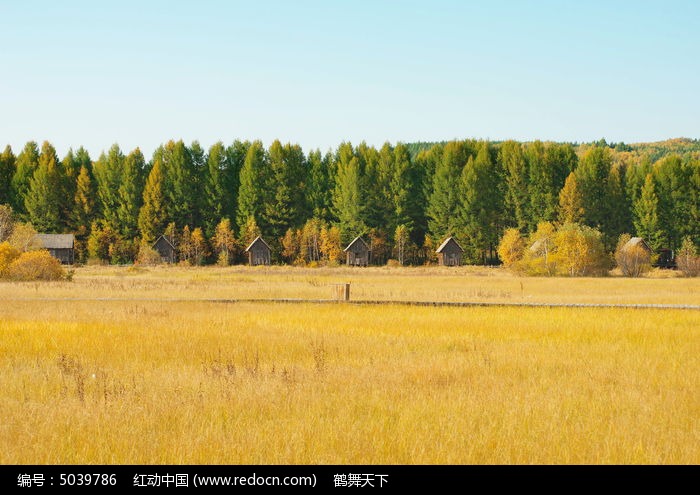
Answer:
[[343, 283, 350, 301]]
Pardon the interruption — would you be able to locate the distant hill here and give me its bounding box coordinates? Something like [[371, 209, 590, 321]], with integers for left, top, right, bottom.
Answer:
[[406, 138, 700, 163]]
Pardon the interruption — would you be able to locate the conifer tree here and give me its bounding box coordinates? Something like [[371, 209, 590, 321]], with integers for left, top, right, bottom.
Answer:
[[332, 143, 366, 243], [307, 149, 333, 222], [577, 145, 612, 229], [427, 141, 470, 241], [25, 141, 62, 232], [93, 144, 124, 230], [162, 140, 197, 227], [499, 140, 529, 230], [633, 174, 663, 250], [203, 142, 227, 237], [138, 159, 167, 244], [116, 148, 145, 238], [456, 142, 500, 264], [11, 141, 39, 215], [557, 172, 584, 224], [0, 145, 16, 206], [236, 141, 267, 231], [72, 165, 95, 248]]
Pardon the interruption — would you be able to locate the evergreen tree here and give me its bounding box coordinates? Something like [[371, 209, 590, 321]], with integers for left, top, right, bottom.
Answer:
[[25, 141, 63, 232], [360, 143, 388, 230], [577, 145, 612, 230], [557, 172, 584, 224], [525, 142, 574, 228], [162, 140, 197, 227], [203, 142, 227, 237], [307, 149, 334, 222], [263, 141, 307, 240], [625, 157, 652, 206], [92, 144, 124, 230], [633, 174, 663, 250], [332, 143, 366, 243], [602, 163, 631, 249], [189, 140, 206, 226], [224, 140, 250, 223], [389, 143, 418, 234], [0, 145, 16, 206], [688, 160, 700, 247], [654, 155, 693, 249], [72, 165, 95, 255], [74, 146, 93, 172], [236, 141, 267, 232], [455, 142, 501, 264], [427, 140, 470, 241], [59, 149, 80, 231], [116, 148, 145, 238], [11, 141, 40, 215], [138, 158, 167, 244], [499, 140, 529, 230]]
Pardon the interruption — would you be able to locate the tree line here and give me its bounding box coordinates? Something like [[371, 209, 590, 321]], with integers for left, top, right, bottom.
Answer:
[[0, 138, 697, 265]]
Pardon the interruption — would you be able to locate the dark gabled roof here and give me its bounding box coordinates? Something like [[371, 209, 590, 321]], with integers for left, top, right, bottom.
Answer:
[[343, 236, 369, 252], [35, 233, 75, 249], [623, 237, 651, 252], [245, 236, 271, 252], [435, 236, 463, 253], [153, 235, 176, 250]]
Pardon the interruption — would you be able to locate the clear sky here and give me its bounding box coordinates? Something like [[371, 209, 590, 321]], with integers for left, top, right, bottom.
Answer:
[[1, 0, 698, 159]]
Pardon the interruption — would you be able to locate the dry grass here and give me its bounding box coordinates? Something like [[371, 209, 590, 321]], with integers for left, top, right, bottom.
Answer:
[[0, 266, 698, 464], [0, 264, 697, 305]]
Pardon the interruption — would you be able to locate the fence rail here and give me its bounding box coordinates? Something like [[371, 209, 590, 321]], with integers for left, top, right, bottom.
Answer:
[[4, 297, 699, 310]]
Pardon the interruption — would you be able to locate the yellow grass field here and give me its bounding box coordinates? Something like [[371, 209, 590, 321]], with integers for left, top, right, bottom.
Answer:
[[0, 266, 698, 464]]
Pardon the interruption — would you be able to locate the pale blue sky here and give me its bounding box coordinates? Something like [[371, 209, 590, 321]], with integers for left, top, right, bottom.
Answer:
[[1, 0, 698, 159]]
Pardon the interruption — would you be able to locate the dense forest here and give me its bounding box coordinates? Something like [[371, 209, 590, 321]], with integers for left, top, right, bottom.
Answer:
[[0, 137, 698, 265]]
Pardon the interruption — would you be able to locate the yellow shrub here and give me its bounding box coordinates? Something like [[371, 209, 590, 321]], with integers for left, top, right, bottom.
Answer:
[[6, 250, 65, 281], [0, 242, 21, 277]]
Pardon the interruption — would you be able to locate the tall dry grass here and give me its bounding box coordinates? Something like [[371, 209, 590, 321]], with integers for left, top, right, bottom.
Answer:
[[1, 292, 697, 464], [0, 264, 697, 305]]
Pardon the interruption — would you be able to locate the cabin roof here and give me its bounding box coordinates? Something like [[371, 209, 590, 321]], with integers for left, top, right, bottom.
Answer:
[[35, 233, 75, 249], [343, 236, 369, 252], [245, 236, 271, 253], [153, 235, 176, 250], [435, 236, 463, 253], [623, 237, 651, 251]]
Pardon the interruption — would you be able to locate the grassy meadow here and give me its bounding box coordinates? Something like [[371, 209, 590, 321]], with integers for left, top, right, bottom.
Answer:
[[0, 266, 698, 464]]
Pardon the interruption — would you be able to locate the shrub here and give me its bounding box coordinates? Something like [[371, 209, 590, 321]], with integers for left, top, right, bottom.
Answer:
[[614, 234, 651, 277], [553, 223, 609, 277], [497, 228, 525, 267], [6, 250, 65, 281], [515, 222, 557, 276], [0, 241, 21, 276], [136, 244, 163, 266], [676, 237, 699, 277]]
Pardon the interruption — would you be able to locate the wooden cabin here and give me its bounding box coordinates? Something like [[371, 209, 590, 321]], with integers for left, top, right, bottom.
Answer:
[[153, 235, 177, 263], [245, 236, 271, 266], [622, 237, 652, 254], [344, 236, 370, 266], [435, 236, 463, 266], [35, 234, 75, 264]]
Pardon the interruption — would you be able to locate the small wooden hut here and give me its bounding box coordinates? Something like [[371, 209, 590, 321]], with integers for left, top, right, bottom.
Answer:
[[36, 234, 75, 264], [622, 237, 652, 254], [344, 236, 370, 266], [245, 236, 271, 266], [435, 236, 463, 266], [153, 235, 177, 263]]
